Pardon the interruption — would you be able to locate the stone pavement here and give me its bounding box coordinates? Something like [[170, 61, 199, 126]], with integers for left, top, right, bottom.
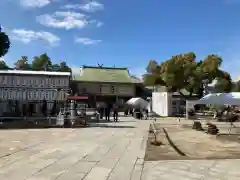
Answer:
[[0, 117, 149, 180], [143, 159, 240, 180], [0, 117, 240, 180]]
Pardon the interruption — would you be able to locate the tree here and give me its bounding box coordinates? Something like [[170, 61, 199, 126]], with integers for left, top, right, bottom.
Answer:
[[0, 60, 10, 70], [14, 56, 31, 70], [232, 81, 240, 92], [146, 60, 158, 74], [144, 60, 165, 86], [214, 71, 232, 93], [58, 61, 72, 72], [143, 52, 229, 98], [32, 53, 52, 71], [50, 61, 72, 72], [0, 26, 10, 57]]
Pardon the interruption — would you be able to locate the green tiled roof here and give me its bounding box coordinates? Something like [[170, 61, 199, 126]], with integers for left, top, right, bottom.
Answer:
[[130, 75, 142, 83], [72, 66, 138, 83]]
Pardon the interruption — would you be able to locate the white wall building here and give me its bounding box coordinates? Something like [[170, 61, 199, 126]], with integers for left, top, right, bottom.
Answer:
[[0, 70, 71, 116], [152, 92, 172, 116], [152, 92, 187, 117]]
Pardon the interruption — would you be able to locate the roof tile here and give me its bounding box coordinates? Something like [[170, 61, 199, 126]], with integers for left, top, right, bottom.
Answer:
[[72, 66, 138, 83]]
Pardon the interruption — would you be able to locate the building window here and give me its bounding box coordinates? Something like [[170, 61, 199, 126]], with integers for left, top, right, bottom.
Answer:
[[3, 89, 7, 99], [8, 89, 12, 99], [12, 90, 16, 100], [64, 79, 68, 85], [51, 78, 55, 86], [45, 78, 49, 86], [52, 91, 56, 100], [40, 79, 44, 87], [33, 91, 37, 100], [7, 76, 11, 86], [16, 76, 20, 86], [3, 76, 7, 85], [40, 91, 44, 99], [30, 91, 34, 100], [16, 90, 19, 100], [111, 86, 115, 93], [27, 91, 30, 100], [11, 76, 14, 86], [45, 92, 49, 100]]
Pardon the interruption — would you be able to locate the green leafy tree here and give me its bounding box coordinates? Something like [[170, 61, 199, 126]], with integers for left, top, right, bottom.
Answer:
[[14, 56, 31, 70], [144, 52, 229, 98], [50, 64, 61, 71], [0, 60, 10, 70], [0, 26, 10, 57], [146, 60, 158, 74], [232, 81, 240, 92], [50, 61, 72, 72], [58, 61, 72, 72], [144, 60, 165, 86], [32, 53, 52, 71], [214, 71, 232, 93]]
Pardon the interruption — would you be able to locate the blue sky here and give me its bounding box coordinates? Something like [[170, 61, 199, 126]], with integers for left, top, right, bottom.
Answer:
[[0, 0, 240, 79]]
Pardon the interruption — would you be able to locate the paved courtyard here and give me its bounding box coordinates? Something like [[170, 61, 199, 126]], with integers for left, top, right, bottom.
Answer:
[[0, 117, 239, 180]]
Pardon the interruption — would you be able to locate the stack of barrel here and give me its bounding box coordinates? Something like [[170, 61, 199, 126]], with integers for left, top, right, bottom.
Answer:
[[206, 122, 219, 135]]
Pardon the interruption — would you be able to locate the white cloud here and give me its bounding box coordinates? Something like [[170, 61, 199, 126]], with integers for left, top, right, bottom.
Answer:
[[36, 11, 88, 30], [63, 1, 104, 12], [75, 37, 102, 45], [80, 1, 104, 12], [89, 20, 104, 27], [11, 29, 60, 45], [96, 21, 104, 27], [20, 0, 51, 8], [62, 4, 79, 9]]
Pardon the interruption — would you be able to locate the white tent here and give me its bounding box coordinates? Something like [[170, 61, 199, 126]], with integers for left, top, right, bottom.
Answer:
[[196, 93, 240, 105], [126, 97, 148, 109]]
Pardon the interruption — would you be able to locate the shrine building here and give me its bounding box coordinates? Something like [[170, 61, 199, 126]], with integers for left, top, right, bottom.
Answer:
[[71, 66, 142, 107]]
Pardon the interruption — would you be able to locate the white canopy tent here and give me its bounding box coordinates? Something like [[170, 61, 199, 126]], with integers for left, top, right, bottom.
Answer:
[[196, 93, 240, 105], [126, 97, 148, 109]]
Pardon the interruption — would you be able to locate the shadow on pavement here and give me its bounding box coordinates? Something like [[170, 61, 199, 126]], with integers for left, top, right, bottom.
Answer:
[[0, 122, 135, 130], [87, 124, 135, 128], [0, 116, 137, 130], [0, 124, 62, 130], [89, 119, 137, 123]]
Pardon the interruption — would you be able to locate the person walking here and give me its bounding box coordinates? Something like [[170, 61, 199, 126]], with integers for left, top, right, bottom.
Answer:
[[105, 103, 111, 121], [113, 103, 119, 122]]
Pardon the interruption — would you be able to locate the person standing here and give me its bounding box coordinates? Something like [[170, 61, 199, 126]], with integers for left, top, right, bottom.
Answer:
[[145, 108, 149, 120], [129, 108, 133, 116], [105, 103, 111, 121], [113, 103, 119, 122], [96, 103, 101, 118]]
